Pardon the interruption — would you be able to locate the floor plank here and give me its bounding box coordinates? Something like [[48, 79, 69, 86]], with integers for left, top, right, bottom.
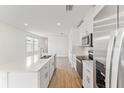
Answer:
[[48, 57, 81, 88]]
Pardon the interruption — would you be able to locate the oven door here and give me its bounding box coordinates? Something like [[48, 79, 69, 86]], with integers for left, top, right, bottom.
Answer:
[[76, 59, 82, 79], [96, 61, 105, 88]]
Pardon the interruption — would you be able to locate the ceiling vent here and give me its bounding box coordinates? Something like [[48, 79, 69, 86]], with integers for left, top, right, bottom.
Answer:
[[66, 5, 73, 11]]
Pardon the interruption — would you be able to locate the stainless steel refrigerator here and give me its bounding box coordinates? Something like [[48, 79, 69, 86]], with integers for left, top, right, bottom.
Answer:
[[94, 29, 124, 88], [93, 30, 116, 88], [93, 5, 124, 88], [111, 29, 124, 88]]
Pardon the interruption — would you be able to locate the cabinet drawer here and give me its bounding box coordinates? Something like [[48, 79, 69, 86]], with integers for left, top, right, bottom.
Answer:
[[83, 60, 94, 68], [83, 61, 93, 70]]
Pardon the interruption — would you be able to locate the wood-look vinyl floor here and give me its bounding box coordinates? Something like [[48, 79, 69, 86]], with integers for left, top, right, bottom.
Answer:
[[48, 57, 81, 88]]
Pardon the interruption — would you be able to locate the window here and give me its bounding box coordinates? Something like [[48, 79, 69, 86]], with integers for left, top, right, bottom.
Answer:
[[34, 39, 39, 63], [26, 36, 39, 66]]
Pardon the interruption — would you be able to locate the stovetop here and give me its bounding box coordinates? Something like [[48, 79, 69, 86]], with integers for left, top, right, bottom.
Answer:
[[76, 56, 89, 61]]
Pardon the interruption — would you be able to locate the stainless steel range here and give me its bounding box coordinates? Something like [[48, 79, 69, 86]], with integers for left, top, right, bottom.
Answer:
[[76, 56, 92, 81]]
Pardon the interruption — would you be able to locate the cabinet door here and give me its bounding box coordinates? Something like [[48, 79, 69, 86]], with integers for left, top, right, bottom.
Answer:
[[39, 62, 49, 88], [83, 67, 93, 88], [39, 66, 46, 88], [83, 61, 93, 88], [49, 57, 55, 80], [39, 75, 46, 88]]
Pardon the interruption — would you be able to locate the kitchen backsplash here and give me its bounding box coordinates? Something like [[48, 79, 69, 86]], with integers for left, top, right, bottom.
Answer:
[[73, 46, 92, 56]]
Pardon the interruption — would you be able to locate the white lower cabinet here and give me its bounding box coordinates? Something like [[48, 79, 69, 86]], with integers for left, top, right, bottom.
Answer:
[[39, 56, 55, 88], [39, 61, 49, 88], [0, 72, 9, 88], [8, 72, 39, 88], [83, 60, 94, 88], [49, 57, 55, 80], [0, 56, 56, 88]]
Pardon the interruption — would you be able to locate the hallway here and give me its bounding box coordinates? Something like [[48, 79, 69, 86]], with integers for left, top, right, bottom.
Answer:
[[48, 57, 81, 88]]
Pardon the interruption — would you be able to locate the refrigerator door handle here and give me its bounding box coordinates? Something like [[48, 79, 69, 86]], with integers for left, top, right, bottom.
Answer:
[[105, 31, 116, 88], [111, 29, 124, 88]]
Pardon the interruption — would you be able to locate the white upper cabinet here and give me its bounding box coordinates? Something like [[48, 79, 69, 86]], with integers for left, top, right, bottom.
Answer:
[[77, 7, 94, 46], [78, 5, 104, 46], [69, 28, 80, 46], [68, 6, 105, 47]]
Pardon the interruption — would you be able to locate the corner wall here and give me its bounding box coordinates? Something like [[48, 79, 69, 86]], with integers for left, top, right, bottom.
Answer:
[[47, 35, 68, 57]]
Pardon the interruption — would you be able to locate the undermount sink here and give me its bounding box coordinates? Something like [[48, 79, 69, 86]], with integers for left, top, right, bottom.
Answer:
[[40, 55, 52, 59]]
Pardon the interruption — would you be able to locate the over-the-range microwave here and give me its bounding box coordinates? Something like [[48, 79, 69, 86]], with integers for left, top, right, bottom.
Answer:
[[82, 33, 93, 47]]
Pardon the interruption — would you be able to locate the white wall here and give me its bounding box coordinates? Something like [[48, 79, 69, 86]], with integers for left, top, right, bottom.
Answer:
[[0, 22, 26, 69], [48, 35, 68, 57], [0, 22, 47, 88], [79, 7, 94, 39], [0, 22, 44, 71], [68, 28, 80, 65]]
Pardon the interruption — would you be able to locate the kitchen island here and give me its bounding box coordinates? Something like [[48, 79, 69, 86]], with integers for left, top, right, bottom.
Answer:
[[0, 54, 56, 88]]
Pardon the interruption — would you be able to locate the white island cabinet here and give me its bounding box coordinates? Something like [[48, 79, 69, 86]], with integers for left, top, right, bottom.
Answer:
[[49, 56, 55, 80], [38, 61, 50, 88], [0, 54, 56, 88]]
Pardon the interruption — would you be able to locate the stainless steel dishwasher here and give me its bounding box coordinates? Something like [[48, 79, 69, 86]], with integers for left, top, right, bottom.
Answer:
[[76, 58, 82, 79], [76, 56, 89, 79]]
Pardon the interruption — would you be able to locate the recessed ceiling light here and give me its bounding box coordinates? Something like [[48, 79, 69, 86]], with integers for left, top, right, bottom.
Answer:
[[57, 22, 61, 26], [24, 23, 28, 26]]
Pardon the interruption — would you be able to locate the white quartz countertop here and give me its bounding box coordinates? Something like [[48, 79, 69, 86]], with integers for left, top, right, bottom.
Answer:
[[0, 54, 55, 72], [28, 55, 54, 71]]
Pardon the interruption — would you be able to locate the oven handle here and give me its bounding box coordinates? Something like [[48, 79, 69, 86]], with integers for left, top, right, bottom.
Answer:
[[76, 58, 82, 63]]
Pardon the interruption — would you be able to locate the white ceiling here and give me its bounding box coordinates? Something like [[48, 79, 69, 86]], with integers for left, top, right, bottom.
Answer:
[[0, 5, 92, 36]]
